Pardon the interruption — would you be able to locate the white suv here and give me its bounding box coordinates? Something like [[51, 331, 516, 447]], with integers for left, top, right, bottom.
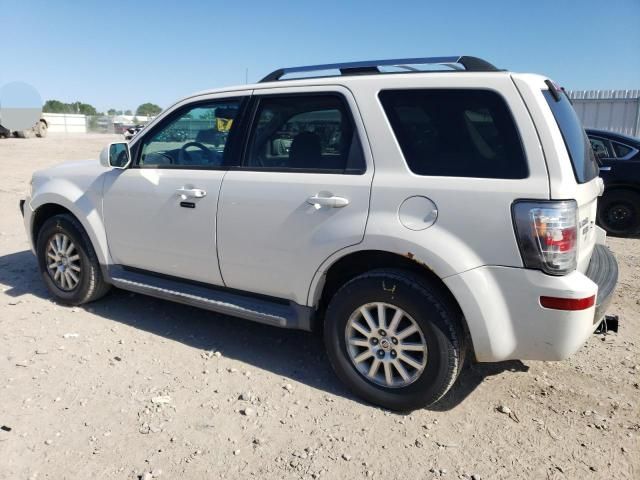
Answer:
[[21, 56, 618, 410]]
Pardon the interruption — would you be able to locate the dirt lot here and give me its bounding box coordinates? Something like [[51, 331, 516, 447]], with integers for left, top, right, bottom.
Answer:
[[0, 134, 638, 480]]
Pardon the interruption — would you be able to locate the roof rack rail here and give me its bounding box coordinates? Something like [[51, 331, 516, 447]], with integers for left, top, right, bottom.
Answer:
[[259, 56, 500, 82]]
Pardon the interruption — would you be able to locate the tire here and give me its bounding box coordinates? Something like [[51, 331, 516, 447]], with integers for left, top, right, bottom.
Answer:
[[324, 268, 464, 411], [597, 190, 640, 236], [36, 120, 48, 138], [16, 129, 34, 139], [36, 214, 110, 305]]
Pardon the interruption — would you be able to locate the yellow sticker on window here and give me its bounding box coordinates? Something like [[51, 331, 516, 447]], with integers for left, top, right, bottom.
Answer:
[[216, 118, 233, 132]]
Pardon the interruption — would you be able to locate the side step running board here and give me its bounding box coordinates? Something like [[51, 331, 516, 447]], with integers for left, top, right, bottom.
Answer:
[[108, 266, 314, 331]]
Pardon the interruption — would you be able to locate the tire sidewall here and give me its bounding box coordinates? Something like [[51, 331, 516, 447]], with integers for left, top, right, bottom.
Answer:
[[598, 191, 640, 236], [37, 121, 48, 138], [36, 215, 94, 304], [324, 270, 461, 411]]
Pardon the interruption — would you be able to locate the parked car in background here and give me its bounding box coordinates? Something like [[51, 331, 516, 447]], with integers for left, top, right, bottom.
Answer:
[[124, 124, 145, 141], [0, 117, 48, 138], [586, 128, 640, 235]]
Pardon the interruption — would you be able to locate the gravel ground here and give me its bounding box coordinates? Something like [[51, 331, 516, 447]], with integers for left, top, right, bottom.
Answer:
[[0, 134, 638, 480]]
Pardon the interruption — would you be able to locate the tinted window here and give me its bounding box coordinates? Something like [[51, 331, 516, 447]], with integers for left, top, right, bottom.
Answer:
[[612, 141, 633, 158], [589, 137, 612, 158], [378, 89, 527, 179], [245, 94, 364, 173], [543, 91, 598, 183], [139, 100, 243, 168]]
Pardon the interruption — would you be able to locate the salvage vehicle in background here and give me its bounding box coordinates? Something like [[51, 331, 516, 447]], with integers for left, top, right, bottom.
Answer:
[[20, 56, 618, 411], [124, 124, 145, 141], [586, 128, 640, 236], [0, 117, 48, 138]]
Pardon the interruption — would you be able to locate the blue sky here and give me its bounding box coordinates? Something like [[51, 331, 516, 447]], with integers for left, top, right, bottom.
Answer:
[[1, 0, 638, 113]]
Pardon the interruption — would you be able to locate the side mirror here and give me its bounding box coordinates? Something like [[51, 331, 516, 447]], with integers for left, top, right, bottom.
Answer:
[[99, 142, 131, 169]]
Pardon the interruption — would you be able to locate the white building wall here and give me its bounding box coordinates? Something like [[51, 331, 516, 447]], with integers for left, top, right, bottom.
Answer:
[[42, 113, 87, 133]]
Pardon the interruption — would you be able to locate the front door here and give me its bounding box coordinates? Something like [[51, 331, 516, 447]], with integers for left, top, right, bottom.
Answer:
[[102, 94, 248, 285], [216, 87, 373, 305]]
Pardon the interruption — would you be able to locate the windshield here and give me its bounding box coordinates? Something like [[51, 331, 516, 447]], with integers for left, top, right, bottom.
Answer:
[[543, 90, 599, 183]]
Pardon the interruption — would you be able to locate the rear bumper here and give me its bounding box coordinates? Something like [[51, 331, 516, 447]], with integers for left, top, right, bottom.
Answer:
[[586, 244, 618, 324], [445, 247, 618, 362]]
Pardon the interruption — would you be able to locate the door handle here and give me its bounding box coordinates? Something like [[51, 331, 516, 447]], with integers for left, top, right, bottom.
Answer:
[[306, 194, 349, 209], [176, 187, 207, 199], [599, 166, 612, 172]]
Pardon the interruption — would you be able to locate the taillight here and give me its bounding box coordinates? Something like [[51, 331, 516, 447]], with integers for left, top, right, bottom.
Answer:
[[512, 200, 578, 275]]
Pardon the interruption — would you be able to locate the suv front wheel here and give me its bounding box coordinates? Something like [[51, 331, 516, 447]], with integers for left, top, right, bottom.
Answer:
[[36, 214, 110, 305], [324, 269, 464, 411]]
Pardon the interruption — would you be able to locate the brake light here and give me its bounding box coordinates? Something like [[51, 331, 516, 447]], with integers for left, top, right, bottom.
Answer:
[[512, 200, 578, 275]]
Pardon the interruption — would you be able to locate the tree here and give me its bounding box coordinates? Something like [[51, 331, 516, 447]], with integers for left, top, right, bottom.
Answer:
[[72, 102, 98, 116], [43, 100, 68, 113], [136, 103, 162, 117], [43, 99, 98, 115], [124, 109, 132, 116]]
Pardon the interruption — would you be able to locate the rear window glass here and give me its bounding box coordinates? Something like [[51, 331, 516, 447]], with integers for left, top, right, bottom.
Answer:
[[543, 90, 598, 183], [378, 89, 528, 179]]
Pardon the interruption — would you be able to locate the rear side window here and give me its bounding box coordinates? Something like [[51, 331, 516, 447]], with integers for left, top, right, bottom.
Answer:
[[244, 94, 365, 173], [612, 141, 633, 158], [543, 90, 598, 183], [379, 89, 528, 179]]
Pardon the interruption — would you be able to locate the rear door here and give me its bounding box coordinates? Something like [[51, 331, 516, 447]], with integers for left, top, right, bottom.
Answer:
[[216, 86, 373, 305], [593, 135, 640, 185]]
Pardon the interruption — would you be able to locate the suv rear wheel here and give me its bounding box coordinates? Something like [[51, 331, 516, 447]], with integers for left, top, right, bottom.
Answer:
[[36, 214, 110, 305], [324, 269, 464, 411]]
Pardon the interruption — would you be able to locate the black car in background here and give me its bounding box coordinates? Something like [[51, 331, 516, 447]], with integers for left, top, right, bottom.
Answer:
[[586, 128, 640, 235]]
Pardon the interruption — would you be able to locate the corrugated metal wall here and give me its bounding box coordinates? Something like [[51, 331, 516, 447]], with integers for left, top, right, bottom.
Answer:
[[567, 89, 640, 137]]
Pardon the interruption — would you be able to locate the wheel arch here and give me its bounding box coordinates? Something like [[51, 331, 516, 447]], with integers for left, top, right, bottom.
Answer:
[[31, 193, 110, 266], [311, 249, 475, 359]]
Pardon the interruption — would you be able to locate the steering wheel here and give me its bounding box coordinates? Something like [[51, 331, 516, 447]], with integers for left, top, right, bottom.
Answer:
[[178, 141, 214, 165]]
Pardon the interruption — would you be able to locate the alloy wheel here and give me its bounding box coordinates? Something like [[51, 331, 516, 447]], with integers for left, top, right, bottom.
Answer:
[[345, 302, 428, 388], [46, 233, 82, 291]]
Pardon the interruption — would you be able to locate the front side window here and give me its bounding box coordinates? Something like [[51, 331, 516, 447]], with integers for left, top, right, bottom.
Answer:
[[245, 94, 364, 173], [379, 89, 528, 179], [543, 90, 598, 183], [139, 99, 244, 168]]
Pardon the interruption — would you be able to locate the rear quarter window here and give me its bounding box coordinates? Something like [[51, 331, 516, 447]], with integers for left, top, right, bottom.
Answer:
[[543, 90, 599, 183], [378, 89, 528, 179]]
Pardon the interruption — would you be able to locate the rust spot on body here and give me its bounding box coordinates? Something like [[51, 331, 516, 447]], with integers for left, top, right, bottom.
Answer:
[[405, 252, 431, 270]]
